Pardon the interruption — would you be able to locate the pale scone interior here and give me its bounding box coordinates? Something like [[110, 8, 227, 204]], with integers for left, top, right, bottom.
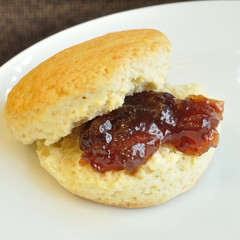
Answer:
[[37, 83, 215, 208]]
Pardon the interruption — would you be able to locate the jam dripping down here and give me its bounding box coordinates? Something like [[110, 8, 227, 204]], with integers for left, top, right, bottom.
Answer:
[[79, 91, 224, 173]]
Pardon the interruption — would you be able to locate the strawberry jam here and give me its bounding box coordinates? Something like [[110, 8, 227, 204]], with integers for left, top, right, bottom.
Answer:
[[79, 91, 224, 173]]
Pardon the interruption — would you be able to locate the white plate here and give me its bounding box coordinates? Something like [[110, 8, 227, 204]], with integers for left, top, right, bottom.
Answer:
[[1, 1, 240, 239]]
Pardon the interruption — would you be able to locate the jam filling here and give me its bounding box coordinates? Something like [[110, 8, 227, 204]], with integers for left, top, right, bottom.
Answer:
[[79, 91, 224, 173]]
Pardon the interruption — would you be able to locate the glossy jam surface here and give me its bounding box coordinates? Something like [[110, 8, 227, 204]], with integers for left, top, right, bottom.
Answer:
[[79, 91, 224, 173]]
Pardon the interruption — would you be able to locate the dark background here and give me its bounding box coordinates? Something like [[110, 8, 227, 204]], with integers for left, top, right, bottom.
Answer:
[[0, 0, 192, 66]]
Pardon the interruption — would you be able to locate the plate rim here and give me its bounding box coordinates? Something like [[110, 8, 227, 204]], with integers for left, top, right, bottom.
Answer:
[[1, 0, 239, 72]]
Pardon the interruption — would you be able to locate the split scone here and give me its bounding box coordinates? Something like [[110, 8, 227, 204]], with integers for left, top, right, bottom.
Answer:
[[4, 29, 224, 208]]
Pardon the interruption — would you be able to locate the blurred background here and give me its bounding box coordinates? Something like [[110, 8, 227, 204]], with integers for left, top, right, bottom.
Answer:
[[0, 0, 193, 66]]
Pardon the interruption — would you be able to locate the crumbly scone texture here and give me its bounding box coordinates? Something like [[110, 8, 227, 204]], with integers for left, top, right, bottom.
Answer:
[[36, 83, 215, 208], [4, 29, 171, 145]]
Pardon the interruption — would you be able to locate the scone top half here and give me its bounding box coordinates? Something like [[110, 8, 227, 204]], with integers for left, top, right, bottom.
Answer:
[[4, 29, 171, 146]]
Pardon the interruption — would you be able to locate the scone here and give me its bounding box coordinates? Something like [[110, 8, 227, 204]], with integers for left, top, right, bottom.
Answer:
[[3, 29, 224, 208]]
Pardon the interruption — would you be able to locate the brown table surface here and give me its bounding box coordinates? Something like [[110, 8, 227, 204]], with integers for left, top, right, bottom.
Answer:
[[0, 0, 192, 66]]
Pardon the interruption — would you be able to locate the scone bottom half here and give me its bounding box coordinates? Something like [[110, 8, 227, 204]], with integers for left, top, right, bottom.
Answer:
[[3, 29, 224, 208]]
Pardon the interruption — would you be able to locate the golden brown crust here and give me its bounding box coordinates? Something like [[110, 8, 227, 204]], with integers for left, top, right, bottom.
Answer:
[[4, 29, 171, 145], [3, 29, 219, 208]]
